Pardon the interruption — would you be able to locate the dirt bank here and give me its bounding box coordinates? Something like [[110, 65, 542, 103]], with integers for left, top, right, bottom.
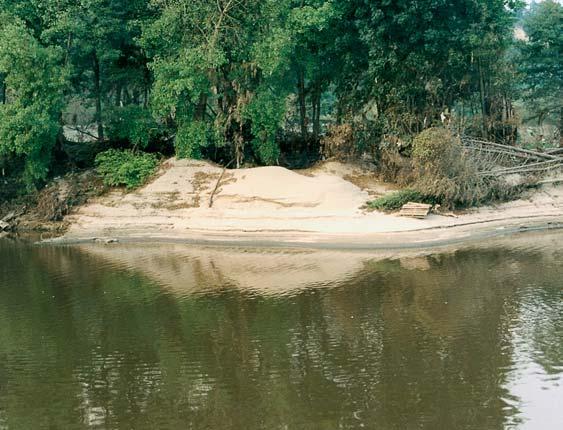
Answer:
[[50, 158, 563, 248], [0, 170, 105, 234]]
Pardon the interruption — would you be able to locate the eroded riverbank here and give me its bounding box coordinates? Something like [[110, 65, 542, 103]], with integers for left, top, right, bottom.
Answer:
[[42, 158, 563, 249]]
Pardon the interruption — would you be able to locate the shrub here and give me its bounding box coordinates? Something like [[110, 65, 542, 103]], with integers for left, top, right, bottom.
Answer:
[[411, 127, 491, 208], [411, 128, 459, 165], [367, 189, 434, 211], [95, 149, 159, 189]]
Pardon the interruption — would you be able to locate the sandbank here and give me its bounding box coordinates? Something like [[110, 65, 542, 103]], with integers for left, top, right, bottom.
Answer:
[[51, 158, 562, 249]]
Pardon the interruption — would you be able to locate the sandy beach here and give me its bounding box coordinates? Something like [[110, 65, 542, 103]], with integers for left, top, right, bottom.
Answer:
[[55, 158, 563, 249]]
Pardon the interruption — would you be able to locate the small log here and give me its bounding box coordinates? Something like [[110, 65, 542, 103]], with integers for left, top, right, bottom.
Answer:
[[0, 220, 10, 231], [208, 159, 234, 208], [398, 202, 433, 219]]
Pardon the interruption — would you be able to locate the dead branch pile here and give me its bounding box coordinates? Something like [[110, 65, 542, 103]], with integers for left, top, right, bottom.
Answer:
[[36, 171, 105, 221], [321, 124, 356, 160], [461, 137, 563, 178]]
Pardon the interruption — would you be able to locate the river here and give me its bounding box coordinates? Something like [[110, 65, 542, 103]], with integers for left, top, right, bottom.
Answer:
[[0, 232, 561, 429]]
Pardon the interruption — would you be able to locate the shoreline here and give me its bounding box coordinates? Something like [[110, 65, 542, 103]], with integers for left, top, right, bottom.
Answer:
[[41, 215, 563, 250], [27, 158, 562, 250]]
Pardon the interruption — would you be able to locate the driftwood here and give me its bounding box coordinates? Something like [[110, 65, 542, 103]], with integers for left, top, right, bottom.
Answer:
[[536, 177, 563, 186], [208, 159, 234, 208], [0, 208, 26, 232], [0, 211, 17, 231], [398, 202, 433, 219]]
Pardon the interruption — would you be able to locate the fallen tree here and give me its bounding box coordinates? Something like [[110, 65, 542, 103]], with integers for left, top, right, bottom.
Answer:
[[461, 136, 563, 178]]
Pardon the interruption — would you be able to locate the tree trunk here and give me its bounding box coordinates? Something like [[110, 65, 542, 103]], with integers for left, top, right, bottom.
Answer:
[[312, 86, 321, 142], [336, 101, 342, 125], [559, 107, 563, 148], [234, 125, 244, 168], [115, 84, 122, 107], [0, 73, 5, 104], [195, 93, 208, 121], [143, 65, 151, 108], [92, 51, 104, 141], [53, 111, 68, 164], [297, 69, 307, 141], [478, 58, 488, 138], [132, 89, 140, 105]]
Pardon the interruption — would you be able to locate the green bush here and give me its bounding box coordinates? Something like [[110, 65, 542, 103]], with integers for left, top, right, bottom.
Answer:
[[367, 189, 434, 211], [411, 127, 490, 208], [95, 149, 159, 189], [411, 127, 458, 165]]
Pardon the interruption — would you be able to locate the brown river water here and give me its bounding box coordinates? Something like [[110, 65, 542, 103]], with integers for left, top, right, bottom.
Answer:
[[0, 232, 561, 429]]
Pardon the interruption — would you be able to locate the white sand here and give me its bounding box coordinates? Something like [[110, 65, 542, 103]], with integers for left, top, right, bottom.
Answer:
[[61, 158, 563, 248]]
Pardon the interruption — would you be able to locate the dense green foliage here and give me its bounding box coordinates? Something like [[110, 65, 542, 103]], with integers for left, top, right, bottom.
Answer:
[[0, 0, 559, 192], [105, 106, 160, 149], [95, 149, 158, 189], [0, 15, 66, 185]]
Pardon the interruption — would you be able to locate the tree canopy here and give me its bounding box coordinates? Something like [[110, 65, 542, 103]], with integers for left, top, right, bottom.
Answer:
[[519, 0, 563, 126], [1, 0, 560, 188]]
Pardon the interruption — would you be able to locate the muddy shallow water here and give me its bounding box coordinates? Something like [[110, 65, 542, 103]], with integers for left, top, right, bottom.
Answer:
[[0, 232, 562, 429]]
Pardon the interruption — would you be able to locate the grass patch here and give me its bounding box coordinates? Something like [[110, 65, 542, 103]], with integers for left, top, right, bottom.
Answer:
[[367, 189, 435, 211]]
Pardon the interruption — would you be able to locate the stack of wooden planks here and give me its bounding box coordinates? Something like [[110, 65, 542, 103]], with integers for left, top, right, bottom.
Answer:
[[398, 202, 433, 219]]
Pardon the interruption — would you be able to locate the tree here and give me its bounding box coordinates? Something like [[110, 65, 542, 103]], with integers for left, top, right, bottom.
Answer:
[[0, 15, 66, 185], [40, 0, 152, 142], [0, 0, 536, 185], [142, 0, 296, 166], [287, 1, 340, 142], [334, 0, 522, 142], [0, 72, 6, 105], [519, 0, 563, 135], [463, 0, 523, 142]]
